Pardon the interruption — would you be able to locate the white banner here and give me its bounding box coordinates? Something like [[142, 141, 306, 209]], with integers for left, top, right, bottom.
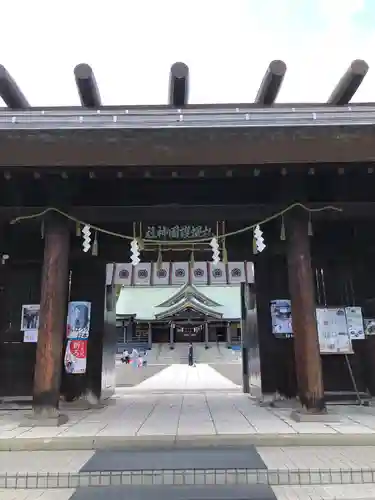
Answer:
[[171, 262, 189, 285], [209, 262, 227, 284], [114, 263, 133, 286], [228, 262, 246, 284], [192, 262, 208, 284], [133, 262, 152, 286], [152, 262, 170, 285], [246, 261, 255, 283]]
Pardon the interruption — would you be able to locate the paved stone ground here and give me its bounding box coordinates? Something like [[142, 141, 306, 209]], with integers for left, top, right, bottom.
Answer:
[[3, 484, 375, 499], [2, 391, 375, 448], [3, 446, 375, 474], [128, 364, 240, 392], [2, 365, 375, 450]]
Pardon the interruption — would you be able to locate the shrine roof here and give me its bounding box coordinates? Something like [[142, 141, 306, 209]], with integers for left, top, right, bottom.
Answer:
[[0, 60, 373, 167], [116, 284, 241, 321]]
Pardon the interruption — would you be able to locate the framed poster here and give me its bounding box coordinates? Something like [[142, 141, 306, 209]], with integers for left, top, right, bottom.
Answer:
[[316, 307, 353, 354], [67, 301, 91, 340], [345, 307, 365, 339], [21, 304, 40, 343], [270, 299, 293, 337]]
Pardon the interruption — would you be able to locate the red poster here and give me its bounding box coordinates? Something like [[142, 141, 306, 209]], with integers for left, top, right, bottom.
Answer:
[[64, 340, 88, 374]]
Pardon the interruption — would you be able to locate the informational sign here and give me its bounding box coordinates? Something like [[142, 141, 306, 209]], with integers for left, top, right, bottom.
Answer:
[[316, 307, 353, 354], [270, 300, 293, 337], [65, 301, 91, 375], [66, 301, 91, 340], [64, 340, 88, 374], [145, 225, 213, 240], [21, 304, 40, 343], [345, 307, 365, 339]]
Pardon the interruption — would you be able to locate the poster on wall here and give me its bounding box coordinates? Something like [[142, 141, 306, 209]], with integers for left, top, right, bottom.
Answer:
[[345, 307, 365, 339], [66, 301, 91, 340], [21, 304, 40, 343], [64, 340, 87, 374], [364, 319, 375, 336], [270, 300, 293, 337], [65, 301, 91, 374], [316, 307, 353, 354]]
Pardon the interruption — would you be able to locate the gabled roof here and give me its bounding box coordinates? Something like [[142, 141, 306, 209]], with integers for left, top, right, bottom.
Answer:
[[156, 283, 221, 308], [116, 285, 241, 321], [155, 296, 223, 320]]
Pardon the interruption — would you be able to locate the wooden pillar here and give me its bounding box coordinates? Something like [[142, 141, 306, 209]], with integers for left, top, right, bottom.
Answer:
[[33, 215, 70, 418], [286, 208, 325, 412]]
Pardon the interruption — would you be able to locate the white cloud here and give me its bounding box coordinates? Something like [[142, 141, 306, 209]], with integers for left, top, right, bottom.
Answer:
[[0, 0, 374, 106]]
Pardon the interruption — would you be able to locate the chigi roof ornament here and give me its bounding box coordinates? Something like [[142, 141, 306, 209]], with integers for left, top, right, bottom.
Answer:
[[0, 59, 369, 112]]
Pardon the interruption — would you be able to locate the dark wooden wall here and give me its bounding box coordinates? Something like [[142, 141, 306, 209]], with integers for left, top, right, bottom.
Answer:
[[256, 220, 375, 399], [0, 262, 40, 397], [0, 248, 116, 400]]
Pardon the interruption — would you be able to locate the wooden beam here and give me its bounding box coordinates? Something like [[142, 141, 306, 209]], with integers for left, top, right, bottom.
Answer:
[[33, 215, 70, 420], [286, 208, 325, 412], [255, 60, 287, 105], [74, 63, 102, 108], [2, 124, 375, 166], [327, 59, 368, 105], [169, 62, 189, 107], [0, 65, 29, 109]]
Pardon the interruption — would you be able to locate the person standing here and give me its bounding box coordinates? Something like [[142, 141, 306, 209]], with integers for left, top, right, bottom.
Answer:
[[188, 342, 194, 366]]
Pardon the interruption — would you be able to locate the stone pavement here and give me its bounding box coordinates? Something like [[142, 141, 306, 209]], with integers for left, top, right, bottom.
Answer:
[[3, 484, 375, 499], [129, 364, 240, 392], [2, 392, 375, 449], [116, 363, 241, 391]]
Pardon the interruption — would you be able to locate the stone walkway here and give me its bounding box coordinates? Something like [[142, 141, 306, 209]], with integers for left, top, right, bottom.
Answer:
[[3, 445, 375, 474], [2, 485, 375, 499], [131, 364, 240, 391], [2, 392, 375, 448]]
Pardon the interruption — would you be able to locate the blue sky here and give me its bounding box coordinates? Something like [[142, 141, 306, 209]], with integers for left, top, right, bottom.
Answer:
[[1, 0, 374, 106]]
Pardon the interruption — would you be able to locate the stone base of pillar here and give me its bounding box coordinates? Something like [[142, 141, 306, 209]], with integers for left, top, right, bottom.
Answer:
[[19, 407, 69, 427], [290, 409, 340, 423]]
